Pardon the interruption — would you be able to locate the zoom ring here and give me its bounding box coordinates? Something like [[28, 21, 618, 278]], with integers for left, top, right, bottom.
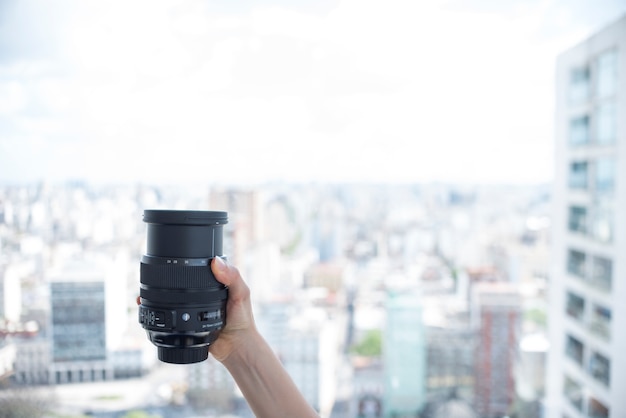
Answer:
[[140, 263, 222, 289]]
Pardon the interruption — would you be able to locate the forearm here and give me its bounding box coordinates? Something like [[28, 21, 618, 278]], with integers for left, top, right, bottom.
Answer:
[[220, 330, 319, 418]]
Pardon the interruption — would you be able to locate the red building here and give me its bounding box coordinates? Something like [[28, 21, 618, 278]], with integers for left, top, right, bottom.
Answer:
[[471, 282, 521, 418]]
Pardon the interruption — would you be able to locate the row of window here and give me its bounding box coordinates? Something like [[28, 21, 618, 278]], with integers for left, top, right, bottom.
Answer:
[[568, 204, 613, 243], [563, 374, 609, 417], [567, 249, 613, 292], [569, 157, 616, 193], [569, 49, 618, 104], [565, 291, 612, 341], [565, 333, 611, 387]]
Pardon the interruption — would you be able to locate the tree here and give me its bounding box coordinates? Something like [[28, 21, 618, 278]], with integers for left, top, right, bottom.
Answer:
[[351, 329, 382, 357], [0, 387, 56, 418]]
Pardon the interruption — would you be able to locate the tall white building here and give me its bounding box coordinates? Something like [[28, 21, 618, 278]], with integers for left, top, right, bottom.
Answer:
[[547, 15, 626, 418]]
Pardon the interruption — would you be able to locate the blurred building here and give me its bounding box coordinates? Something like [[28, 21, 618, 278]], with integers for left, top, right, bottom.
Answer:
[[185, 359, 235, 413], [515, 333, 549, 418], [471, 281, 521, 418], [426, 326, 475, 399], [49, 265, 110, 383], [546, 14, 626, 418], [0, 262, 25, 322], [257, 300, 340, 418], [209, 187, 262, 267], [0, 338, 16, 381], [383, 289, 426, 417], [48, 256, 126, 384]]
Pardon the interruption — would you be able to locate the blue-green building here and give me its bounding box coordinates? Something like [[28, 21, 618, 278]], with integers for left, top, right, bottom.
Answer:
[[383, 288, 426, 417]]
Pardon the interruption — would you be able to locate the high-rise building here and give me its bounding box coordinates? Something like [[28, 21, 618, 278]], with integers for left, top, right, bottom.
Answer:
[[383, 289, 426, 417], [48, 256, 125, 384], [546, 15, 626, 418], [471, 282, 521, 418], [209, 187, 262, 267]]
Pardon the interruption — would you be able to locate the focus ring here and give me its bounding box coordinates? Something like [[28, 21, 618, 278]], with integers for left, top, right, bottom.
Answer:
[[140, 287, 228, 304], [140, 263, 223, 289]]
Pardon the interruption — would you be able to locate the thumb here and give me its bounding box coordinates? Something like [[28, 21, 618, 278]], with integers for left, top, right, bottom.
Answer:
[[211, 256, 233, 286]]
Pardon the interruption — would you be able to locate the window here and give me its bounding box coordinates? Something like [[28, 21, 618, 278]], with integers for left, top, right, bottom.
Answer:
[[569, 115, 590, 145], [596, 102, 616, 144], [563, 375, 583, 411], [591, 205, 613, 243], [588, 397, 609, 418], [589, 351, 610, 386], [597, 49, 617, 98], [569, 66, 590, 104], [589, 304, 611, 341], [565, 292, 585, 321], [590, 256, 612, 291], [568, 206, 587, 234], [595, 157, 615, 193], [565, 334, 584, 366], [569, 161, 588, 189], [567, 249, 586, 278]]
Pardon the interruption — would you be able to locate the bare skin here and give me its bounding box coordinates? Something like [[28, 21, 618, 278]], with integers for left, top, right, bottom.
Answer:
[[209, 256, 319, 418]]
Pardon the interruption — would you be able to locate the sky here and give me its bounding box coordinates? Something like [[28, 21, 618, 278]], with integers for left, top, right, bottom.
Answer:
[[0, 0, 625, 186]]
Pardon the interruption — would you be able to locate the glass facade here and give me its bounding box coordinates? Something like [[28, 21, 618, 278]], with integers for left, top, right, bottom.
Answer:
[[51, 281, 106, 362]]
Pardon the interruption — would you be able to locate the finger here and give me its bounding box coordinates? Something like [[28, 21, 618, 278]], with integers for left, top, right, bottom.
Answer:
[[211, 256, 237, 286], [136, 295, 140, 306], [211, 257, 249, 300]]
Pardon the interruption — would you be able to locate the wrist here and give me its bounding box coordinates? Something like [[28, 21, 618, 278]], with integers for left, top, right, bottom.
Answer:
[[219, 327, 265, 367]]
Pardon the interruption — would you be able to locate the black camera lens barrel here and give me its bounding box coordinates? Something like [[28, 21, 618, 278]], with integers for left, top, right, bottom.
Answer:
[[139, 209, 229, 364], [144, 210, 227, 258]]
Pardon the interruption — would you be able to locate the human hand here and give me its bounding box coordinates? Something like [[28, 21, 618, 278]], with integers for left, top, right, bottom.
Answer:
[[208, 256, 257, 363]]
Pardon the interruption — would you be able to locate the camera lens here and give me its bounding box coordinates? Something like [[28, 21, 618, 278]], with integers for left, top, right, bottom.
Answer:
[[138, 210, 228, 364]]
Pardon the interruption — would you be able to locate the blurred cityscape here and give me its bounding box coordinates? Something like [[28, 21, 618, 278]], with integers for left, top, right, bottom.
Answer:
[[0, 181, 551, 418]]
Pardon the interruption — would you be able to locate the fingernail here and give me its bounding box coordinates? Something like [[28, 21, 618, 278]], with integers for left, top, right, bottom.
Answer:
[[213, 256, 226, 272]]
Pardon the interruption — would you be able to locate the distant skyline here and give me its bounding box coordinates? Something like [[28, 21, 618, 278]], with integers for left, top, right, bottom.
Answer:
[[1, 0, 625, 186]]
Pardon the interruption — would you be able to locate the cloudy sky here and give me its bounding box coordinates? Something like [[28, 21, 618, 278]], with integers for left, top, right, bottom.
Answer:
[[0, 0, 624, 185]]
